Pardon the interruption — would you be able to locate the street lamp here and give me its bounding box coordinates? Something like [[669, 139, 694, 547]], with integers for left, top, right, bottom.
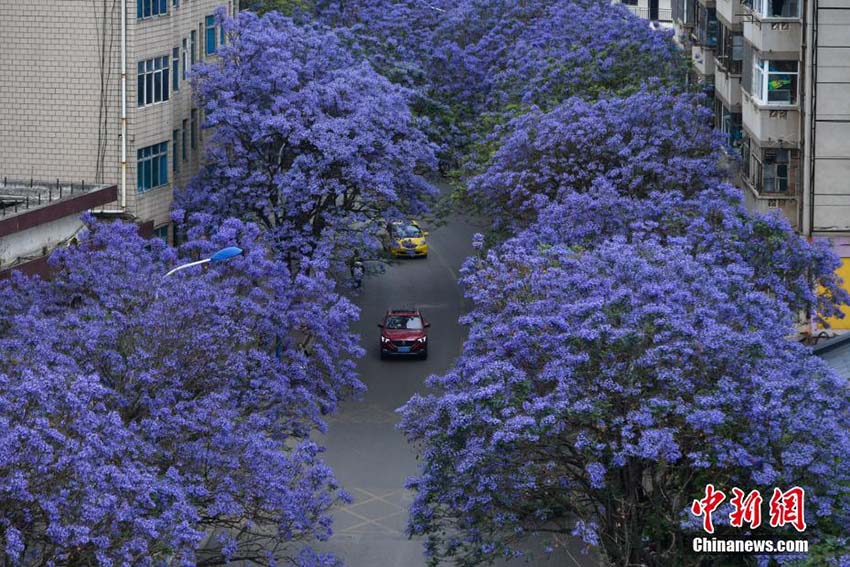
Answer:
[[164, 246, 243, 277]]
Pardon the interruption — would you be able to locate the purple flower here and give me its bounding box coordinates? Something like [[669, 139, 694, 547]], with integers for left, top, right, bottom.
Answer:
[[0, 217, 361, 564]]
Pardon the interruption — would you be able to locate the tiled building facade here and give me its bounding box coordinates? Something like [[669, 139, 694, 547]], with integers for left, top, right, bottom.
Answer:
[[0, 0, 234, 238]]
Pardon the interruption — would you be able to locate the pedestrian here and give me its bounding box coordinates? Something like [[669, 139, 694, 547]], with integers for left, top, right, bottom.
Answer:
[[351, 259, 365, 289]]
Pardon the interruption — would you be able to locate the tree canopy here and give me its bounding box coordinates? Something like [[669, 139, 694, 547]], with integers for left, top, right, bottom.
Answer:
[[0, 217, 362, 565], [180, 11, 438, 270]]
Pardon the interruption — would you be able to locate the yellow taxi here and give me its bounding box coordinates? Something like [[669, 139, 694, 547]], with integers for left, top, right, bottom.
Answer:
[[386, 220, 429, 258]]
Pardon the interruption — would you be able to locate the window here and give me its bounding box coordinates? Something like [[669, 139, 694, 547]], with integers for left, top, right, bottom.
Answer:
[[753, 59, 798, 104], [715, 101, 743, 147], [137, 0, 167, 19], [182, 38, 188, 80], [137, 142, 168, 192], [172, 0, 179, 6], [749, 147, 799, 194], [763, 149, 791, 193], [137, 56, 169, 107], [385, 316, 423, 330], [191, 109, 197, 150], [753, 0, 800, 17], [696, 6, 718, 48], [172, 48, 180, 92], [717, 26, 743, 74], [190, 31, 197, 66], [182, 119, 188, 161], [220, 22, 225, 46], [153, 225, 169, 241], [172, 130, 179, 172], [732, 35, 743, 67], [206, 16, 218, 55]]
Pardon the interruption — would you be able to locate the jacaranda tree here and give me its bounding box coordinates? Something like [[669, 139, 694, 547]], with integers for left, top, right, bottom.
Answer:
[[312, 0, 448, 88], [480, 0, 683, 113], [469, 88, 722, 230], [182, 10, 438, 271], [0, 217, 362, 565], [311, 0, 458, 167], [464, 81, 848, 322], [399, 234, 850, 566], [524, 183, 849, 325], [423, 0, 685, 162]]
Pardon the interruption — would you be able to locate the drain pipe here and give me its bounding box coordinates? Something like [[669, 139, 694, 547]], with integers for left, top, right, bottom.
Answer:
[[120, 0, 127, 210]]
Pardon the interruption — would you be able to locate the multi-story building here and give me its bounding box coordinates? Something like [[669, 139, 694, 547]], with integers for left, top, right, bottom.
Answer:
[[673, 0, 850, 329], [0, 0, 234, 244]]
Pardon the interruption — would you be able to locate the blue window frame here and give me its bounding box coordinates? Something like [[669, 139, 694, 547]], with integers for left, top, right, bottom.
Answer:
[[172, 47, 179, 91], [137, 0, 167, 19], [190, 31, 197, 66], [205, 16, 217, 55], [137, 55, 169, 107], [137, 142, 168, 192]]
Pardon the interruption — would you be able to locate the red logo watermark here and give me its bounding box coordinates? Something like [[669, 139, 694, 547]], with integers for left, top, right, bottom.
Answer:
[[691, 486, 806, 534]]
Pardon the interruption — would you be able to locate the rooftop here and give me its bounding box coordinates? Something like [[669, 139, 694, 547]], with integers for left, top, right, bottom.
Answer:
[[0, 178, 112, 220], [0, 179, 117, 243]]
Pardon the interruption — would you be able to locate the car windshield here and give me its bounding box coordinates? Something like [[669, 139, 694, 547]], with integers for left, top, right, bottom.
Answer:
[[394, 224, 422, 238], [385, 316, 423, 330]]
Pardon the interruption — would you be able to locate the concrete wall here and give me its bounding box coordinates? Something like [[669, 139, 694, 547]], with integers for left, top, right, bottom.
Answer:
[[0, 215, 84, 267], [692, 44, 716, 76], [743, 19, 803, 54], [716, 0, 743, 25], [715, 69, 742, 108], [742, 95, 801, 145]]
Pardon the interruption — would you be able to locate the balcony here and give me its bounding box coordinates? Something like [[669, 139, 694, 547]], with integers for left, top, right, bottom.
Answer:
[[618, 2, 674, 21], [741, 92, 800, 145], [743, 10, 802, 54], [692, 45, 716, 76], [716, 0, 744, 25], [714, 66, 742, 108], [742, 189, 798, 227]]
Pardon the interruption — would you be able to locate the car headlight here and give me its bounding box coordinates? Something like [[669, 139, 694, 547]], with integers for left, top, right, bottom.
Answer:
[[381, 336, 391, 343], [416, 336, 427, 343]]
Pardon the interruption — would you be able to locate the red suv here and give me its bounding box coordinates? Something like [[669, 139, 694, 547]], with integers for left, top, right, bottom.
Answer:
[[378, 309, 430, 359]]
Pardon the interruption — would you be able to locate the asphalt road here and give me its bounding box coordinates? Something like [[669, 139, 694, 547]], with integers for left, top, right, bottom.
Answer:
[[311, 205, 600, 567]]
